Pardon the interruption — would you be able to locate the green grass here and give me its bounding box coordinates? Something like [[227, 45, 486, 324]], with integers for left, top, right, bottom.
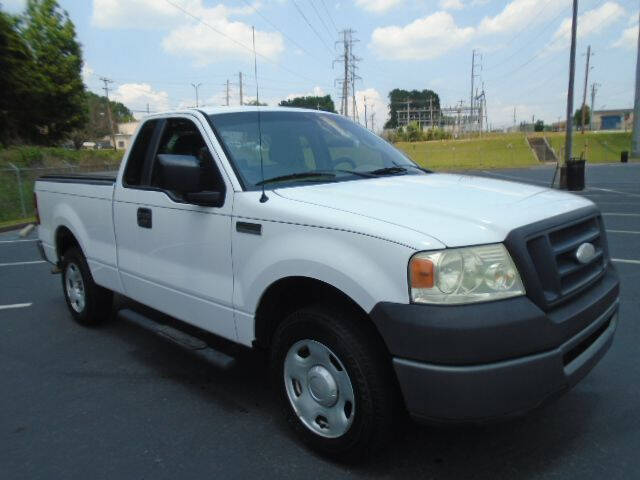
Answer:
[[396, 131, 633, 171], [0, 216, 35, 230], [0, 146, 122, 223], [396, 133, 538, 170]]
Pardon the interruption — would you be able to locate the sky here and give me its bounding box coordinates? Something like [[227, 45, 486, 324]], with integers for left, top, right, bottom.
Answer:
[[3, 0, 639, 129]]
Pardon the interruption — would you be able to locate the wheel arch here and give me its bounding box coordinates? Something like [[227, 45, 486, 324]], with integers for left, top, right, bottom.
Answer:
[[253, 276, 390, 355], [55, 225, 82, 261]]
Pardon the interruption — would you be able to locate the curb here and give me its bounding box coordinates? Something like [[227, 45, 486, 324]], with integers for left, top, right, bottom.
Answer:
[[0, 222, 33, 234]]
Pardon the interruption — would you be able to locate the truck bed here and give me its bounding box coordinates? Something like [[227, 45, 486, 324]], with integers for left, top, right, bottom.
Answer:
[[38, 172, 117, 185]]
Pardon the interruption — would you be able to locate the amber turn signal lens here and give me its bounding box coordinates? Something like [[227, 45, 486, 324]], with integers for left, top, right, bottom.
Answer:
[[410, 257, 434, 289]]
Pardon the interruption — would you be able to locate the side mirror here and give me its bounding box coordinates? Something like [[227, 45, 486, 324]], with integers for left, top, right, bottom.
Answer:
[[184, 191, 222, 207], [156, 154, 202, 193]]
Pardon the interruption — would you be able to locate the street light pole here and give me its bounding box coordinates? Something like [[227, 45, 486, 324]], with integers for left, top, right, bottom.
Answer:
[[191, 82, 202, 108], [632, 9, 640, 157]]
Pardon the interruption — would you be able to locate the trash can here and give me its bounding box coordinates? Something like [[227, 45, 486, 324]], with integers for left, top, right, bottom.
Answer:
[[621, 151, 629, 163], [566, 158, 585, 191]]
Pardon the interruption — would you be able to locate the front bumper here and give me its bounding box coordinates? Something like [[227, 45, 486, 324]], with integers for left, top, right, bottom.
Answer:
[[370, 266, 619, 422]]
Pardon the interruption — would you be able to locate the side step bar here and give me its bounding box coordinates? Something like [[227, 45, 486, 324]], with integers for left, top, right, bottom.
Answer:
[[118, 308, 236, 370]]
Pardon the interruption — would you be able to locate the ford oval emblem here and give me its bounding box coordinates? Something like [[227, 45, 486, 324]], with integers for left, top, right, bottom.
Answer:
[[575, 243, 596, 264]]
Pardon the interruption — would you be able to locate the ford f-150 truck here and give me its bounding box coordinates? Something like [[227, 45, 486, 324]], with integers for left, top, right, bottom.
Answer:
[[35, 107, 619, 458]]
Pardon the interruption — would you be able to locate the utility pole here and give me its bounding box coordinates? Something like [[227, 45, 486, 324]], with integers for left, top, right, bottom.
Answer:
[[364, 96, 368, 129], [100, 77, 116, 150], [580, 45, 592, 133], [371, 112, 375, 133], [632, 9, 640, 157], [225, 79, 230, 106], [513, 107, 516, 131], [563, 0, 579, 172], [146, 103, 150, 115], [238, 72, 243, 106], [470, 50, 475, 134], [191, 82, 202, 108], [590, 83, 600, 131]]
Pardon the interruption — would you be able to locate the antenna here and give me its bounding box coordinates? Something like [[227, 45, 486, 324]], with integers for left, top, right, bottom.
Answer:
[[252, 26, 268, 203]]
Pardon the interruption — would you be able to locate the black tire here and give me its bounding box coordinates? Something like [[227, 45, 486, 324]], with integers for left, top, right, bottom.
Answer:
[[60, 247, 113, 326], [270, 304, 396, 460]]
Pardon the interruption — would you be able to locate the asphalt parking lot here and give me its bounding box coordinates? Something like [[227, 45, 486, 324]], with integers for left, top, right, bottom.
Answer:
[[1, 162, 639, 479]]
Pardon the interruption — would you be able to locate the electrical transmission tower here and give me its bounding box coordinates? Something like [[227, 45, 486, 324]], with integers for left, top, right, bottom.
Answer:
[[334, 29, 360, 120], [469, 50, 483, 134]]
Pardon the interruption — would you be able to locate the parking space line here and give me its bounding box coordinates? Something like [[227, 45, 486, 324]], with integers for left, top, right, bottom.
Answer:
[[612, 258, 640, 265], [607, 230, 640, 235], [0, 260, 45, 267], [592, 188, 640, 199], [0, 239, 38, 244], [602, 213, 640, 217], [0, 303, 33, 311]]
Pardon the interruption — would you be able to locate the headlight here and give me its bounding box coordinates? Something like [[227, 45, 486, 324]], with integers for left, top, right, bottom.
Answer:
[[409, 244, 525, 304]]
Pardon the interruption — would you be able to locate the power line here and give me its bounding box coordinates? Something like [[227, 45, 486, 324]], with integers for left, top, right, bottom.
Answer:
[[319, 0, 339, 33], [292, 0, 334, 55], [309, 0, 334, 41], [239, 0, 325, 64], [163, 0, 321, 84]]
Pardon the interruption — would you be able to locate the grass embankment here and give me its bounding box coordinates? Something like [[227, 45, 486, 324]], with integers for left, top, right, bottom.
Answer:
[[0, 147, 123, 224], [397, 131, 633, 171]]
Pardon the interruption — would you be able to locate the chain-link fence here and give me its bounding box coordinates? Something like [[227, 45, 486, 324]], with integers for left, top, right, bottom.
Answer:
[[0, 161, 121, 223]]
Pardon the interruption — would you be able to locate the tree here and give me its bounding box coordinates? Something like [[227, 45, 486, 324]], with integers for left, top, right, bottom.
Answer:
[[0, 9, 32, 145], [245, 99, 267, 106], [20, 0, 86, 144], [534, 120, 545, 132], [574, 105, 590, 128], [70, 92, 135, 149], [385, 89, 441, 129], [279, 95, 336, 112]]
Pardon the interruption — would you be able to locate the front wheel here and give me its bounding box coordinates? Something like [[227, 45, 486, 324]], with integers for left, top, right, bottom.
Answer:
[[270, 305, 396, 459], [61, 247, 113, 326]]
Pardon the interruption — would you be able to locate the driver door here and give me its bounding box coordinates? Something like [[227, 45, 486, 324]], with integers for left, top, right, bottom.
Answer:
[[114, 114, 236, 341]]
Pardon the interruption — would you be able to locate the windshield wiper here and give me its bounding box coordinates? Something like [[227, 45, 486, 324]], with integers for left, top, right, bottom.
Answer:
[[368, 166, 408, 176], [334, 169, 376, 178], [255, 172, 336, 186]]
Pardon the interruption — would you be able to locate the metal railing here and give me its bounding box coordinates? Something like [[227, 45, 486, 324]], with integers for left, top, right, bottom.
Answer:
[[0, 162, 120, 222]]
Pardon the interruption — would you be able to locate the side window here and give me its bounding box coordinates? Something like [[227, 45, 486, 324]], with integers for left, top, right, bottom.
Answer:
[[123, 120, 157, 186], [151, 118, 224, 195]]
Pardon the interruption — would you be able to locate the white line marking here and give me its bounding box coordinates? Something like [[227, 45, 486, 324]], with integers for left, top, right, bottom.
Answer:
[[0, 260, 45, 267], [592, 187, 640, 199], [602, 213, 640, 217], [607, 230, 640, 234], [0, 239, 38, 244], [0, 303, 32, 311], [612, 258, 640, 265]]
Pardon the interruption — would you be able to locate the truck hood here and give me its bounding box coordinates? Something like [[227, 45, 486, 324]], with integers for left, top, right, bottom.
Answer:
[[274, 173, 594, 247]]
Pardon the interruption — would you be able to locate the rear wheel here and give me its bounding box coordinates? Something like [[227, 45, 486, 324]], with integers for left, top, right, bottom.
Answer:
[[270, 304, 395, 459], [61, 247, 113, 326]]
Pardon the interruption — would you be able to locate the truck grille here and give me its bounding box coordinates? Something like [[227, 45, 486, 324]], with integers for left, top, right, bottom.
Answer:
[[524, 214, 606, 309]]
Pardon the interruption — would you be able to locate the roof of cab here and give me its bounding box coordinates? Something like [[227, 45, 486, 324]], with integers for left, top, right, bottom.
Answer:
[[150, 106, 333, 118]]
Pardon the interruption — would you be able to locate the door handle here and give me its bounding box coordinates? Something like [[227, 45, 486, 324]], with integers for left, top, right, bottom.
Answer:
[[137, 208, 152, 228]]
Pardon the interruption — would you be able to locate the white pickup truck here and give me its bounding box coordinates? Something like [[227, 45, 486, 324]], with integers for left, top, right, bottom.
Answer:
[[35, 107, 619, 458]]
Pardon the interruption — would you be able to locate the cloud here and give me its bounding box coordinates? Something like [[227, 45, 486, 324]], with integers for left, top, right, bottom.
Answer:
[[81, 64, 95, 86], [355, 87, 387, 131], [111, 83, 171, 116], [370, 11, 474, 60], [478, 0, 565, 35], [613, 24, 639, 48], [354, 0, 403, 13], [439, 0, 464, 11], [550, 2, 625, 50], [92, 0, 283, 65]]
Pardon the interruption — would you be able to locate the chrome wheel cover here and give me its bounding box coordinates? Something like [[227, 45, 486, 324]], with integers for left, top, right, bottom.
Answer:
[[283, 339, 355, 438], [65, 263, 86, 313]]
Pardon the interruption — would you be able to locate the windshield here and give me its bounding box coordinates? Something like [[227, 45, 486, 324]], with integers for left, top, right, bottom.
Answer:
[[208, 111, 423, 189]]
